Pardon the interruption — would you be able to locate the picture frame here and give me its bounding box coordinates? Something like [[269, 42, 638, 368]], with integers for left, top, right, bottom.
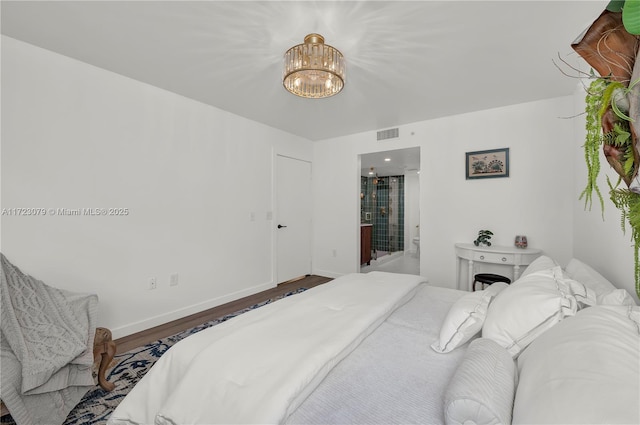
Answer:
[[465, 147, 509, 179]]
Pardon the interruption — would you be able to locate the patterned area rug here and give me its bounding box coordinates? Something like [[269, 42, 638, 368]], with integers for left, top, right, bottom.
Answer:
[[1, 288, 307, 425]]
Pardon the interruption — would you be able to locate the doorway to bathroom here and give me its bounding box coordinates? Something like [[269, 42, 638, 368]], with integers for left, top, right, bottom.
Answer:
[[359, 147, 420, 275], [362, 175, 404, 259]]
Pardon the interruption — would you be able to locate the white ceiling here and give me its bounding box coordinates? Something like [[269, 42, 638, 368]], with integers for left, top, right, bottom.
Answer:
[[361, 147, 420, 177], [1, 1, 606, 142]]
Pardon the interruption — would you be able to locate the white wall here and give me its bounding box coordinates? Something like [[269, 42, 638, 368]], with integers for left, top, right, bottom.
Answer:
[[313, 97, 575, 288], [571, 85, 640, 304], [1, 36, 313, 338]]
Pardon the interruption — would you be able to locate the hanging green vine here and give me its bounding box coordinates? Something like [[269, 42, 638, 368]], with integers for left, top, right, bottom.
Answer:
[[580, 78, 607, 214]]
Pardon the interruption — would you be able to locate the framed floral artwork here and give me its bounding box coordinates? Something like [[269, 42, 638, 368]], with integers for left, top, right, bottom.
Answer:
[[465, 148, 509, 179]]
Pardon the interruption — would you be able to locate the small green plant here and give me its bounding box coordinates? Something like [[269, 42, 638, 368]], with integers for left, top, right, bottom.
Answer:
[[473, 230, 493, 247]]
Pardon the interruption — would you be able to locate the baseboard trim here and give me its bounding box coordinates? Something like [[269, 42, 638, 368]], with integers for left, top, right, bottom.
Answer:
[[311, 268, 345, 279], [110, 280, 275, 339]]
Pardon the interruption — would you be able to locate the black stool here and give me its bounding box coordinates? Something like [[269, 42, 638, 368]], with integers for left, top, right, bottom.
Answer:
[[473, 273, 511, 291]]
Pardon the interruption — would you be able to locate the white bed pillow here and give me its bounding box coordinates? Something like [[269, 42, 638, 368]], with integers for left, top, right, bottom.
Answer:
[[513, 305, 640, 424], [519, 254, 558, 279], [565, 258, 636, 306], [443, 338, 516, 425], [482, 266, 594, 357], [431, 282, 508, 353]]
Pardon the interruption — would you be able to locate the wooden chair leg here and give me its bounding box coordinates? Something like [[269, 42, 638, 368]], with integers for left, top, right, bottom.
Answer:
[[93, 327, 116, 391]]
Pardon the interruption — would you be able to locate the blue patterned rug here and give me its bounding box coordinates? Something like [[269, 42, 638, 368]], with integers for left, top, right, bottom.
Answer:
[[1, 288, 306, 425]]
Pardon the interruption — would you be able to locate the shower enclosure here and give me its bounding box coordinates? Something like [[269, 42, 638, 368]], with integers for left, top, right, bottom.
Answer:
[[360, 175, 404, 259]]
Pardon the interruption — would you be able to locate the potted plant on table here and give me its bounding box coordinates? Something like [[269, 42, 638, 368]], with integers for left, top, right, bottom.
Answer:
[[473, 230, 493, 247]]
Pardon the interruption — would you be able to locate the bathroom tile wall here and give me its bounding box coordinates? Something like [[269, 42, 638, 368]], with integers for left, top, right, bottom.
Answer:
[[360, 177, 373, 223], [373, 178, 389, 252], [361, 175, 404, 253]]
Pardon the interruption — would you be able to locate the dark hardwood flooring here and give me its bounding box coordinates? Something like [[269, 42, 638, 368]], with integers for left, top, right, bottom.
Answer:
[[114, 275, 333, 353]]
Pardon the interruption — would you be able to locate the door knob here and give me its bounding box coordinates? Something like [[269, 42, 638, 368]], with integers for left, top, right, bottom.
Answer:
[[277, 224, 287, 229]]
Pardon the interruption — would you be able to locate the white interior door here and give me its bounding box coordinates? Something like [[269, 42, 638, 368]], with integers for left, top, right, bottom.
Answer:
[[276, 155, 312, 283]]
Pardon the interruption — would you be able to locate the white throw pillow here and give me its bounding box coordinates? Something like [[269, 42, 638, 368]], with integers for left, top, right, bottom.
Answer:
[[565, 258, 636, 306], [599, 288, 636, 305], [513, 305, 640, 424], [444, 338, 516, 425], [519, 254, 558, 279], [482, 266, 593, 357], [431, 282, 508, 353]]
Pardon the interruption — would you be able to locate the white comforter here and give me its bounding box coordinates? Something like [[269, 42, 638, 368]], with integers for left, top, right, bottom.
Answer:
[[108, 272, 425, 425]]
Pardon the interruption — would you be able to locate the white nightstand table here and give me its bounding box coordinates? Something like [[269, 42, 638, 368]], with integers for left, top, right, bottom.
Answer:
[[455, 243, 542, 291]]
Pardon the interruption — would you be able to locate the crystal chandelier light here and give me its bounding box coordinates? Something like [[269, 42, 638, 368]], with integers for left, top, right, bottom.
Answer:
[[283, 33, 345, 99]]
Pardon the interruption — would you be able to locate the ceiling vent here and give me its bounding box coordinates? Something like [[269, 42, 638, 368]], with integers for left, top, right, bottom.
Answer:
[[377, 128, 399, 141]]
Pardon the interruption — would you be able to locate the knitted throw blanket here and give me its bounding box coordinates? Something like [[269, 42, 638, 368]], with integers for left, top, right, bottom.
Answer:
[[0, 254, 97, 425]]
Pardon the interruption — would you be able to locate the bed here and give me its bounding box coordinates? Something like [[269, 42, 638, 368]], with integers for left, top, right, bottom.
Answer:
[[108, 259, 640, 425], [108, 271, 467, 424]]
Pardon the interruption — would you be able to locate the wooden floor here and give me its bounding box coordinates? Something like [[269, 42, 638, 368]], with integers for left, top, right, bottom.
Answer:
[[114, 275, 333, 353]]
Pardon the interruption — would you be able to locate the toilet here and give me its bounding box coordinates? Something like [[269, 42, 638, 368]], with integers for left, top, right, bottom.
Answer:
[[412, 237, 420, 256]]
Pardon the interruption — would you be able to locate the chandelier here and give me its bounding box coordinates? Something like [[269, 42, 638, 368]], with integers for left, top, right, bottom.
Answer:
[[283, 33, 345, 99]]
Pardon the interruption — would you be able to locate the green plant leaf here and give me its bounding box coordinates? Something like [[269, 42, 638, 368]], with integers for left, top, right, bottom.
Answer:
[[624, 152, 635, 176], [623, 0, 640, 34], [615, 124, 631, 144], [607, 0, 626, 12]]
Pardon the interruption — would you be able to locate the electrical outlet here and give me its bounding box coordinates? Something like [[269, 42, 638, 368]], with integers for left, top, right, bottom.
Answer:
[[170, 273, 179, 287], [149, 277, 157, 290]]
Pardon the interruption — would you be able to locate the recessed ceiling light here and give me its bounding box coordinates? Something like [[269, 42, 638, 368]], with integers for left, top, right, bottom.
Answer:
[[384, 158, 391, 162]]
